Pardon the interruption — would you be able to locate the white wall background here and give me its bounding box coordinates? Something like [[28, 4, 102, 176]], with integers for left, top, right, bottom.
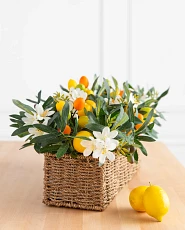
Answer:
[[0, 0, 185, 164]]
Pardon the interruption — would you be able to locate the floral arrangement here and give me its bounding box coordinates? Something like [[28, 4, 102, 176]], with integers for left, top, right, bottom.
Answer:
[[10, 75, 169, 166]]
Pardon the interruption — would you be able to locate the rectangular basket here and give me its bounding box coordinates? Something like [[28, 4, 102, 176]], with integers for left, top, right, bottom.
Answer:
[[43, 153, 139, 211]]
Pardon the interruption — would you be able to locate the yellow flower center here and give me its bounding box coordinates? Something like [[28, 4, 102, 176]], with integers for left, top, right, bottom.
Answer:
[[41, 110, 48, 117]]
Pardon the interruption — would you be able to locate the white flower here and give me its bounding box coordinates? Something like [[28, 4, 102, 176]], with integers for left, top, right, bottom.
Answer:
[[69, 87, 87, 101], [81, 127, 119, 165], [28, 127, 46, 137], [22, 104, 55, 126], [81, 137, 104, 157], [93, 138, 118, 165], [35, 104, 55, 124], [93, 127, 118, 145], [22, 112, 38, 125]]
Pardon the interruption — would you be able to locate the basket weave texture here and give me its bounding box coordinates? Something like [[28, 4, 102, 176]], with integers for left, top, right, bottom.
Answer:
[[43, 153, 139, 211]]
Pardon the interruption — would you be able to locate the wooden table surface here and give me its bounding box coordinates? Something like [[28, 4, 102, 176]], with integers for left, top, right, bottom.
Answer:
[[0, 141, 185, 230]]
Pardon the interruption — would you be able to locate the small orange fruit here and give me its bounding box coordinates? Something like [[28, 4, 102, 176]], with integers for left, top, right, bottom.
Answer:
[[119, 90, 124, 97], [135, 113, 144, 130], [73, 98, 85, 110], [63, 125, 71, 135], [79, 76, 89, 88]]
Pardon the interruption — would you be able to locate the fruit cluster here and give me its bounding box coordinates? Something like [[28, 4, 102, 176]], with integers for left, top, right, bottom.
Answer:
[[10, 75, 169, 165], [129, 184, 170, 222]]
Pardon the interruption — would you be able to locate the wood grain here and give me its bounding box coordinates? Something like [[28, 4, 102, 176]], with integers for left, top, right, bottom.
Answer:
[[0, 141, 185, 230]]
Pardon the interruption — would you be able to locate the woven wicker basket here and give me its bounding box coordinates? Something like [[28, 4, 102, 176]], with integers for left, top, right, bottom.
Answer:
[[43, 153, 139, 211]]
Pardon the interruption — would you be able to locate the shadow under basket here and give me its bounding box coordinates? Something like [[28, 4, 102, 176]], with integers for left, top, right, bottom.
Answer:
[[43, 153, 139, 211]]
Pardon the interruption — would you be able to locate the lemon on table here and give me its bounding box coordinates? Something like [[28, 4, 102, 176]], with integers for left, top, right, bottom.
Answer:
[[143, 185, 170, 222], [129, 186, 149, 212], [73, 131, 92, 153]]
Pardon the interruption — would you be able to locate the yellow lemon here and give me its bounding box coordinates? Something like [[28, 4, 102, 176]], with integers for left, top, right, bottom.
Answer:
[[78, 116, 89, 128], [56, 100, 65, 111], [143, 185, 170, 222], [129, 186, 149, 212], [140, 107, 155, 123], [73, 131, 92, 153], [68, 79, 77, 89], [85, 89, 94, 95], [78, 103, 92, 116], [86, 100, 96, 109]]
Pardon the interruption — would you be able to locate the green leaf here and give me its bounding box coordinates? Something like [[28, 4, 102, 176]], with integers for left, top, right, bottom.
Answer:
[[85, 123, 105, 132], [86, 111, 99, 124], [34, 143, 41, 153], [18, 131, 29, 138], [157, 88, 169, 102], [9, 114, 23, 120], [134, 150, 138, 162], [104, 78, 110, 102], [11, 125, 32, 136], [74, 136, 91, 141], [148, 123, 155, 130], [10, 124, 19, 128], [91, 75, 99, 91], [97, 84, 105, 96], [33, 124, 58, 135], [26, 98, 38, 104], [123, 82, 130, 103], [112, 76, 119, 91], [12, 99, 35, 115], [31, 133, 58, 144], [37, 90, 42, 104], [60, 102, 69, 132], [157, 111, 166, 120], [96, 96, 104, 116], [40, 145, 61, 153], [20, 143, 33, 150], [154, 119, 161, 126], [135, 109, 154, 134], [128, 101, 135, 122], [111, 107, 129, 130], [135, 139, 148, 156], [48, 112, 60, 126], [56, 143, 69, 158], [60, 85, 69, 93], [144, 99, 157, 107], [72, 118, 78, 136], [43, 96, 54, 109], [134, 116, 143, 124], [137, 135, 156, 142], [10, 118, 24, 125]]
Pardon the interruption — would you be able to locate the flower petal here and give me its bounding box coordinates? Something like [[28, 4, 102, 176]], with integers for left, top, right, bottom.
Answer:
[[105, 139, 119, 150], [93, 131, 102, 139], [81, 140, 92, 148], [99, 154, 106, 165], [35, 104, 43, 115], [83, 148, 92, 156], [108, 130, 118, 139], [106, 151, 115, 162], [92, 149, 101, 158], [102, 127, 110, 137], [47, 110, 55, 116]]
